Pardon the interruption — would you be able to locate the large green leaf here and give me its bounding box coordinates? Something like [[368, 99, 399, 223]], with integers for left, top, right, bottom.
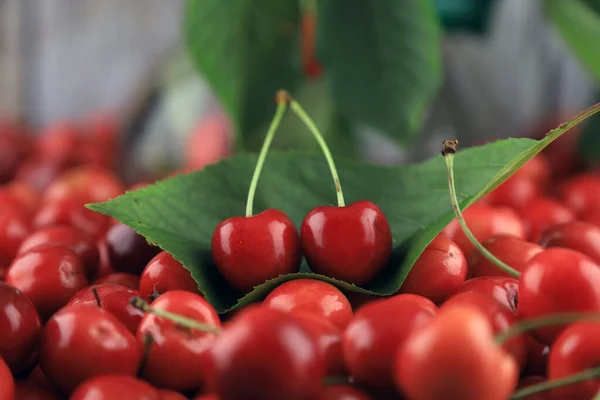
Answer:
[[317, 0, 442, 145]]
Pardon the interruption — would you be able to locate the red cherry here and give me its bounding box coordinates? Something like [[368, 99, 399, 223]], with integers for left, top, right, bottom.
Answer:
[[158, 389, 188, 400], [106, 223, 160, 275], [342, 294, 437, 389], [35, 122, 81, 164], [68, 284, 144, 333], [0, 282, 41, 374], [548, 322, 600, 399], [518, 248, 600, 344], [518, 197, 576, 242], [139, 251, 201, 299], [42, 166, 124, 204], [539, 221, 600, 265], [345, 292, 382, 312], [18, 226, 100, 279], [70, 375, 159, 400], [0, 182, 39, 214], [300, 200, 392, 285], [28, 364, 59, 395], [519, 155, 551, 186], [40, 305, 140, 393], [559, 173, 600, 216], [208, 306, 325, 400], [211, 209, 302, 293], [0, 121, 31, 183], [0, 356, 15, 400], [14, 159, 68, 194], [523, 336, 550, 377], [399, 235, 467, 304], [95, 239, 116, 278], [6, 244, 88, 320], [94, 272, 140, 290], [394, 305, 518, 400], [14, 380, 61, 400], [442, 204, 526, 258], [486, 173, 542, 210], [317, 384, 372, 400], [469, 234, 543, 278], [453, 276, 520, 314], [0, 201, 32, 265], [262, 279, 353, 330], [137, 291, 220, 392]]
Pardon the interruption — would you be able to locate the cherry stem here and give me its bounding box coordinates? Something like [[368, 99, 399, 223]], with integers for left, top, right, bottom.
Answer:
[[495, 312, 600, 345], [511, 366, 600, 399], [442, 140, 520, 279], [245, 90, 290, 217], [289, 98, 345, 207], [92, 287, 102, 308], [130, 296, 222, 334]]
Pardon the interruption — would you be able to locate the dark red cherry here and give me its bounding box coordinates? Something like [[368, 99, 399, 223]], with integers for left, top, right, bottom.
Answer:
[[559, 173, 600, 216], [523, 336, 550, 377], [6, 244, 88, 320], [518, 197, 576, 242], [0, 282, 41, 374], [0, 201, 32, 265], [469, 234, 543, 278], [0, 356, 15, 400], [106, 223, 160, 275], [70, 375, 159, 400], [139, 251, 201, 298], [211, 209, 301, 293], [27, 364, 60, 395], [262, 279, 353, 329], [453, 276, 520, 314], [94, 272, 140, 290], [95, 239, 115, 278], [317, 384, 373, 400], [399, 234, 467, 304], [539, 221, 600, 265], [14, 380, 61, 400], [300, 200, 392, 285]]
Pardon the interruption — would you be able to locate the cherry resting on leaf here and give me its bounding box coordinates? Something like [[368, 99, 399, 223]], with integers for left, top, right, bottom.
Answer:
[[139, 251, 202, 298]]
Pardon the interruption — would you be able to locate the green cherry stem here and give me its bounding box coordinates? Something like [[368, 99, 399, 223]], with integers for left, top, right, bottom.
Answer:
[[130, 296, 222, 334], [245, 90, 290, 217], [289, 98, 345, 207], [511, 367, 600, 399], [441, 140, 520, 279]]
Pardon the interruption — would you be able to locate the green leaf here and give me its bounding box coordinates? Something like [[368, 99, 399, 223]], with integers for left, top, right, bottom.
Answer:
[[545, 0, 600, 81], [317, 0, 442, 145], [184, 0, 302, 149], [89, 104, 600, 314]]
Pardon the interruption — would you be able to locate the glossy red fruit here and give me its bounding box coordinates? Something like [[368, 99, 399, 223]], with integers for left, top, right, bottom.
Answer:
[[317, 384, 372, 400], [0, 201, 32, 265], [343, 294, 437, 389], [548, 322, 600, 399], [28, 364, 59, 395], [394, 305, 518, 400], [0, 282, 41, 374], [94, 272, 140, 290], [158, 390, 188, 400], [486, 172, 542, 211], [70, 375, 159, 400], [14, 380, 60, 400], [208, 306, 325, 400], [442, 204, 526, 258], [399, 235, 467, 304], [0, 357, 15, 400], [469, 234, 543, 278], [539, 221, 600, 265], [212, 209, 302, 293], [69, 284, 144, 333], [40, 305, 140, 393], [453, 276, 520, 314], [139, 251, 200, 299], [300, 200, 392, 285], [518, 248, 600, 344], [518, 197, 576, 242], [95, 239, 115, 278], [262, 279, 353, 330], [137, 291, 220, 392], [518, 155, 551, 186], [18, 225, 100, 278], [106, 223, 160, 274], [559, 174, 600, 216], [43, 166, 124, 204], [6, 244, 88, 320], [0, 182, 39, 214], [523, 336, 550, 377]]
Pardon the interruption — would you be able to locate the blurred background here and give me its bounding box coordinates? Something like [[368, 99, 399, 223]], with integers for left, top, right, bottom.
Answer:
[[0, 0, 599, 187]]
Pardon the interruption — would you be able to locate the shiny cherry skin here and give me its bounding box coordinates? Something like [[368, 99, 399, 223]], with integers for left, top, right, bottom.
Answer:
[[469, 234, 543, 278], [548, 322, 600, 400], [317, 384, 373, 400], [518, 197, 576, 242], [211, 209, 302, 293], [106, 223, 160, 275], [0, 357, 15, 400], [442, 204, 526, 258], [70, 375, 159, 400], [300, 200, 392, 285], [539, 221, 600, 265], [207, 306, 325, 400], [399, 235, 467, 304], [518, 248, 600, 344], [68, 284, 144, 333], [40, 305, 140, 393], [14, 380, 61, 400], [486, 171, 542, 211], [137, 291, 220, 392], [6, 244, 88, 320], [42, 165, 124, 204], [394, 305, 518, 400], [262, 279, 353, 330], [158, 389, 188, 400], [18, 225, 100, 279], [0, 282, 41, 374], [523, 336, 550, 377], [453, 276, 520, 314], [0, 201, 32, 265], [94, 272, 140, 290], [559, 173, 600, 216], [95, 239, 115, 278], [342, 294, 437, 389], [139, 251, 201, 299]]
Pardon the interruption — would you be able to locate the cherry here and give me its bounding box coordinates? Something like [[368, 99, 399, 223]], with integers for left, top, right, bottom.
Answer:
[[453, 276, 520, 313], [106, 223, 160, 275], [139, 251, 201, 299], [212, 209, 302, 293], [517, 248, 600, 344], [486, 171, 542, 211], [262, 279, 353, 329], [548, 322, 600, 400], [40, 305, 140, 393], [42, 165, 124, 204], [68, 284, 144, 333], [207, 306, 324, 400], [95, 239, 116, 278], [0, 182, 39, 214], [158, 389, 188, 400], [14, 380, 61, 400], [0, 120, 31, 183], [94, 272, 140, 290], [539, 221, 600, 265], [317, 384, 372, 400], [0, 356, 15, 400], [469, 234, 543, 278], [14, 159, 68, 194], [6, 244, 88, 320], [0, 282, 41, 374], [70, 375, 159, 400], [394, 305, 518, 400], [518, 197, 576, 242], [442, 204, 526, 258], [28, 365, 59, 395], [524, 336, 550, 378], [399, 234, 467, 304], [184, 113, 232, 171], [342, 294, 437, 389], [35, 121, 81, 165], [137, 291, 220, 392], [559, 173, 600, 216], [345, 291, 382, 312], [0, 200, 32, 265]]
